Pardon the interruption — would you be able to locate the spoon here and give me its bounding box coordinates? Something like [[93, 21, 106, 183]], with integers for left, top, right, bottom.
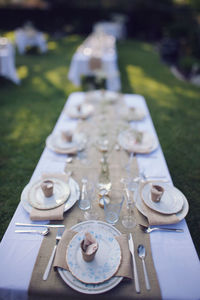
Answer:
[[139, 224, 184, 233], [137, 244, 151, 290], [15, 228, 49, 236]]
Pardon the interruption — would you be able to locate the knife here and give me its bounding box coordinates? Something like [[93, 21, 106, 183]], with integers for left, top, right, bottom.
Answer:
[[128, 233, 140, 293], [15, 222, 65, 228]]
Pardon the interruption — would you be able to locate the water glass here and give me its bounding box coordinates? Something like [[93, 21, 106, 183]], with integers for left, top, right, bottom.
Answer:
[[104, 194, 124, 225], [78, 178, 91, 210]]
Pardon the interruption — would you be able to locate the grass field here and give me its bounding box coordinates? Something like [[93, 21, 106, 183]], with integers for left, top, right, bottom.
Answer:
[[0, 33, 199, 256]]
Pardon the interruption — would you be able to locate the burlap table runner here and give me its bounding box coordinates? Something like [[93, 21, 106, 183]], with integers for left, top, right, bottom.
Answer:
[[53, 229, 133, 279], [89, 56, 102, 71], [28, 97, 161, 299]]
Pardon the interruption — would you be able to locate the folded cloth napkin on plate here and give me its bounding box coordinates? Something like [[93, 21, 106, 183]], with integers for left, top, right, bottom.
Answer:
[[139, 182, 180, 226], [30, 173, 69, 221], [53, 229, 133, 279]]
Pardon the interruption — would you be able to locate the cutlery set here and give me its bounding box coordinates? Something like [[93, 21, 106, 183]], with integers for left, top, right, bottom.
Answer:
[[128, 233, 151, 293]]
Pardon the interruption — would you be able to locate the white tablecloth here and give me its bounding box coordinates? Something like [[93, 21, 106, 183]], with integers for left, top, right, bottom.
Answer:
[[68, 52, 121, 91], [15, 29, 47, 54], [0, 92, 199, 300], [93, 21, 126, 39], [0, 41, 20, 84]]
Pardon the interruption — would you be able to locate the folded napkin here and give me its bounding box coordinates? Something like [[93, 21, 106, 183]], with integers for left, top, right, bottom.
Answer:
[[139, 182, 180, 225], [53, 229, 133, 279], [30, 173, 69, 221]]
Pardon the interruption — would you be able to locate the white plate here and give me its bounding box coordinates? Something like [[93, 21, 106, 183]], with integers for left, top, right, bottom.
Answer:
[[58, 221, 123, 294], [118, 128, 158, 154], [119, 107, 146, 121], [136, 181, 189, 221], [66, 103, 94, 119], [142, 182, 184, 214], [66, 228, 121, 284], [85, 90, 121, 103], [21, 177, 80, 213], [46, 132, 86, 155], [28, 177, 70, 210]]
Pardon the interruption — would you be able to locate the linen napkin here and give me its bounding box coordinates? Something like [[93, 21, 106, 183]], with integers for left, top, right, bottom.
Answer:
[[53, 229, 133, 279], [30, 173, 69, 221], [139, 182, 180, 225]]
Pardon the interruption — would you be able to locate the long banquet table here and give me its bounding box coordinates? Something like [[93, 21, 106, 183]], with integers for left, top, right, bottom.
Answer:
[[68, 33, 121, 92], [0, 91, 199, 300]]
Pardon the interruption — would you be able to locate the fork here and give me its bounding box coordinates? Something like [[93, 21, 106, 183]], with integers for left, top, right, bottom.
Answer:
[[43, 227, 65, 280], [139, 224, 184, 233]]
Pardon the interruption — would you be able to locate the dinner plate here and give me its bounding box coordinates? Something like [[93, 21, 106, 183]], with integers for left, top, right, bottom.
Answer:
[[58, 220, 123, 294], [85, 90, 121, 103], [142, 182, 184, 214], [118, 128, 158, 154], [136, 181, 189, 221], [46, 132, 86, 154], [66, 228, 121, 284], [119, 106, 146, 121], [66, 103, 94, 119], [27, 177, 70, 210], [21, 177, 80, 213]]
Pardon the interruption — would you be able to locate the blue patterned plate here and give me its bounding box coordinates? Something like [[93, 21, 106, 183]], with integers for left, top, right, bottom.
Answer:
[[58, 221, 123, 293], [66, 224, 121, 284]]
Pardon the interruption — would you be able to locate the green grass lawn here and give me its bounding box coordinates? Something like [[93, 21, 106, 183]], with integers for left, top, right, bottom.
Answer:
[[0, 34, 199, 256]]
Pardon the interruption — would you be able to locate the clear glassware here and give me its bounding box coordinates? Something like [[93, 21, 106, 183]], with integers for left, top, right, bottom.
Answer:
[[121, 179, 137, 229], [78, 178, 90, 210], [103, 192, 124, 225], [84, 183, 99, 220], [78, 178, 99, 220]]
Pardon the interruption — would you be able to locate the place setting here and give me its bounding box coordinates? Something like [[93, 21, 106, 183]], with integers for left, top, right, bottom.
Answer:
[[52, 220, 133, 294], [46, 129, 87, 155], [116, 105, 146, 122], [118, 128, 158, 154], [84, 90, 123, 104], [65, 103, 95, 120], [20, 173, 80, 221], [136, 180, 189, 226]]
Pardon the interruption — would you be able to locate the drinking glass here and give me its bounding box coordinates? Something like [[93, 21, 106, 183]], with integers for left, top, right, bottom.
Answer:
[[103, 190, 124, 225], [84, 183, 99, 220], [78, 178, 90, 210], [121, 179, 137, 229]]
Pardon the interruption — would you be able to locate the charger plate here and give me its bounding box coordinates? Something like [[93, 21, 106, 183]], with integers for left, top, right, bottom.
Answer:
[[46, 132, 86, 155], [66, 103, 94, 119], [118, 128, 158, 154], [21, 177, 80, 213], [58, 220, 123, 294], [136, 181, 189, 222], [142, 182, 184, 214], [120, 106, 146, 121], [27, 177, 70, 210]]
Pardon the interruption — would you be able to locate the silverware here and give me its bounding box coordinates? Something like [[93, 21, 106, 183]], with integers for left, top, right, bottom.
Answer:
[[137, 244, 151, 291], [128, 233, 140, 293], [43, 227, 64, 281], [15, 222, 65, 228], [139, 224, 184, 233], [15, 228, 49, 236]]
